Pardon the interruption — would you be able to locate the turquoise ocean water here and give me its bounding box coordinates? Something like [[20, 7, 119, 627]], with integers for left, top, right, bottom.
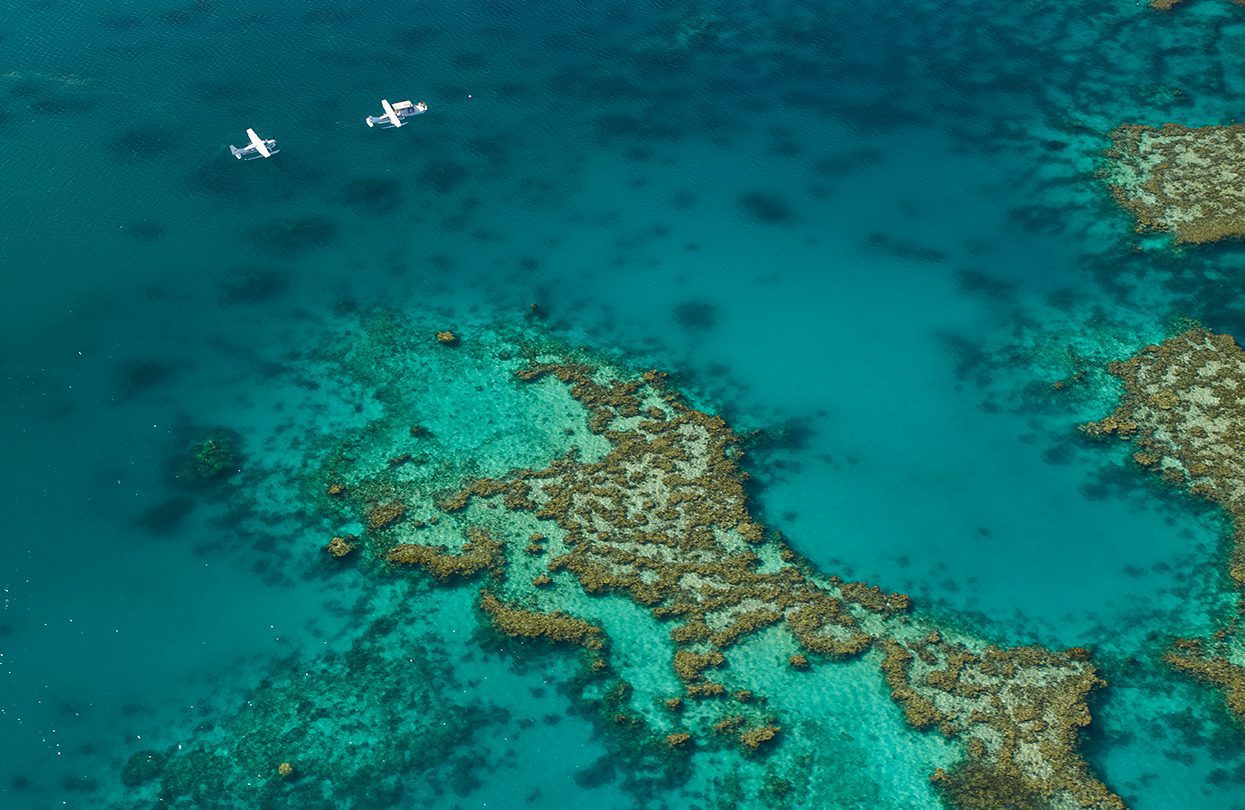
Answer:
[[4, 0, 1245, 806]]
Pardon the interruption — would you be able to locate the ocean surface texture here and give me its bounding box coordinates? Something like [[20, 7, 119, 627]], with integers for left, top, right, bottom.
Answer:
[[3, 0, 1245, 807]]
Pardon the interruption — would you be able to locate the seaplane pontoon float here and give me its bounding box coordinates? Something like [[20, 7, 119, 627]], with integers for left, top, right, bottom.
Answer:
[[229, 128, 278, 160], [365, 99, 427, 129]]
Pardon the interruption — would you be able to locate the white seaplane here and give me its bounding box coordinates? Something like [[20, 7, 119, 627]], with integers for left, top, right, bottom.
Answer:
[[365, 99, 427, 129], [229, 128, 279, 160]]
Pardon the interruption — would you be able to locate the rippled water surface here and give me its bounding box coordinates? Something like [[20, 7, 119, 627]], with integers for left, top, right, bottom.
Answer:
[[4, 0, 1245, 807]]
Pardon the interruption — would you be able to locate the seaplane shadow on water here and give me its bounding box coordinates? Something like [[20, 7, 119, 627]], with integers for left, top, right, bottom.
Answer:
[[228, 98, 427, 161]]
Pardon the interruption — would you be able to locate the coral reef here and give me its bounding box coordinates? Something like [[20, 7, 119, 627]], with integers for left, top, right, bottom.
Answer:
[[665, 732, 691, 748], [115, 605, 509, 807], [478, 588, 604, 649], [365, 501, 407, 531], [1149, 0, 1245, 9], [738, 724, 780, 750], [386, 528, 503, 580], [1166, 638, 1245, 718], [121, 750, 167, 788], [325, 535, 356, 558], [882, 637, 1113, 807], [1104, 124, 1245, 244], [1084, 328, 1245, 722], [297, 313, 1120, 807], [1083, 329, 1245, 584], [398, 359, 1121, 808]]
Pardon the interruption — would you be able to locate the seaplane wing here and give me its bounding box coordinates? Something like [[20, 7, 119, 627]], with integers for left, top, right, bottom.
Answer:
[[381, 99, 403, 128], [247, 128, 272, 158]]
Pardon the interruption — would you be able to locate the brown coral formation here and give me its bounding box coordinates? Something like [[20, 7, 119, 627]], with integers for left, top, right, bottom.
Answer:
[[1149, 0, 1245, 10], [325, 535, 356, 558], [425, 360, 1120, 808], [1165, 637, 1245, 721], [1084, 328, 1245, 722], [738, 724, 780, 750], [315, 328, 1117, 807], [446, 363, 913, 697], [673, 649, 725, 683], [365, 501, 406, 531], [882, 637, 1119, 809], [1166, 638, 1245, 718], [478, 589, 604, 649], [1105, 123, 1245, 244], [385, 528, 503, 579], [1083, 329, 1245, 585]]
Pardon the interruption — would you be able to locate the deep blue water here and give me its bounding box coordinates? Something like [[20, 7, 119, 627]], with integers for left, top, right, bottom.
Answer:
[[4, 0, 1245, 807]]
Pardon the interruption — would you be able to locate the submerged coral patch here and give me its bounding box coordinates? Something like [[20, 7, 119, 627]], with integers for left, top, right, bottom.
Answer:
[[245, 216, 337, 256], [1084, 329, 1245, 585], [738, 191, 792, 223], [218, 266, 291, 305], [108, 125, 179, 163], [1084, 328, 1245, 723], [478, 589, 605, 649], [337, 177, 403, 215], [180, 429, 244, 483], [314, 322, 1121, 810], [113, 311, 1138, 808], [114, 601, 515, 807], [1104, 124, 1245, 244]]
